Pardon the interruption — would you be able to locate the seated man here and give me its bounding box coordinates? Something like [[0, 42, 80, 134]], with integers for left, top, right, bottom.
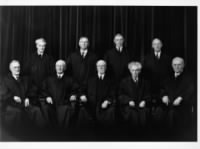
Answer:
[[161, 57, 195, 137], [118, 61, 151, 134], [2, 60, 45, 132], [41, 60, 78, 130]]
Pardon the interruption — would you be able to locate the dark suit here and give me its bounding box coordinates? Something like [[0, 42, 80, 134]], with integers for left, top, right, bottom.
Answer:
[[104, 48, 130, 86], [66, 50, 97, 94], [2, 73, 45, 129], [23, 52, 54, 99], [161, 71, 195, 131], [118, 76, 151, 129], [41, 74, 77, 129]]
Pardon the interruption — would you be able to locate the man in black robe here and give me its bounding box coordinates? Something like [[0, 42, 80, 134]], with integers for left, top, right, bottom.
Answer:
[[80, 60, 116, 139], [118, 61, 151, 137], [104, 33, 131, 87], [66, 36, 97, 97], [23, 38, 54, 102], [41, 60, 78, 132], [161, 57, 196, 139], [2, 60, 46, 136], [142, 38, 171, 126]]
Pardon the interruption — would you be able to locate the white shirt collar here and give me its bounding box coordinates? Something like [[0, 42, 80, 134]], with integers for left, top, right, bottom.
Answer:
[[57, 73, 64, 78], [80, 49, 88, 57], [98, 73, 105, 79], [12, 74, 19, 80], [154, 51, 161, 58], [116, 46, 123, 52], [175, 72, 181, 78]]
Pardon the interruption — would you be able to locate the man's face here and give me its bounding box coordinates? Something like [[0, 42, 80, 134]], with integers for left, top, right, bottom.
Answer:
[[114, 35, 124, 47], [79, 38, 89, 50], [56, 63, 65, 74], [130, 65, 141, 79], [97, 64, 106, 74], [152, 39, 162, 52], [11, 62, 20, 76], [36, 42, 46, 55], [172, 59, 184, 73]]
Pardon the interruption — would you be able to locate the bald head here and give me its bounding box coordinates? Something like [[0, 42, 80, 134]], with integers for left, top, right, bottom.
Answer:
[[152, 38, 163, 52], [55, 59, 66, 74], [96, 60, 107, 75], [9, 60, 20, 76], [172, 57, 185, 74]]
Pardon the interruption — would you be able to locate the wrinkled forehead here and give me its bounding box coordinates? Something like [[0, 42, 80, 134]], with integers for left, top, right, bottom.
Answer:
[[114, 35, 124, 40], [97, 61, 106, 66], [79, 37, 89, 42], [56, 61, 65, 67], [130, 65, 140, 70], [152, 39, 162, 44], [172, 59, 184, 65], [11, 62, 20, 68]]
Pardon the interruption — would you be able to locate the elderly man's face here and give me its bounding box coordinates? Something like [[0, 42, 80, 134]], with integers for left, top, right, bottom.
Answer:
[[79, 38, 89, 50], [97, 64, 106, 74], [130, 65, 141, 79], [56, 63, 65, 74], [36, 42, 46, 55], [172, 59, 184, 73], [152, 39, 162, 52], [114, 35, 124, 47], [10, 62, 20, 76]]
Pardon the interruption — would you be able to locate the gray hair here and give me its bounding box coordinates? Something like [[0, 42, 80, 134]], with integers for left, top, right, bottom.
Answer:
[[128, 61, 142, 70], [96, 60, 107, 66], [9, 60, 20, 71], [35, 38, 46, 45], [55, 59, 66, 70]]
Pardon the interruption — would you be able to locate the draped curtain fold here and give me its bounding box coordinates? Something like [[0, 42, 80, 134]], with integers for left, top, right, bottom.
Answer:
[[0, 6, 197, 76]]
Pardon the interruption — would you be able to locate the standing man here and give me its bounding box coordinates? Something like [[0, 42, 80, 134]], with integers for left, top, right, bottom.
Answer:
[[2, 60, 45, 133], [24, 38, 54, 102], [80, 60, 116, 138], [41, 60, 78, 132], [143, 38, 171, 126], [118, 62, 151, 137], [66, 36, 97, 104], [161, 57, 195, 138], [104, 33, 131, 87]]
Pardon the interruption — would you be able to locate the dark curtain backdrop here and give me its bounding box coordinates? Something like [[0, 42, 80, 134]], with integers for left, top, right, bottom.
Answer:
[[0, 6, 197, 76]]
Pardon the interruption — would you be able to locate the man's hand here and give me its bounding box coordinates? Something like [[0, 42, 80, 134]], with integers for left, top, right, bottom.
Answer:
[[101, 100, 111, 109], [13, 96, 22, 103], [173, 96, 183, 106], [162, 96, 169, 105], [24, 98, 30, 107], [46, 97, 53, 104], [69, 95, 77, 102], [129, 100, 135, 107], [80, 95, 87, 103], [139, 100, 145, 108]]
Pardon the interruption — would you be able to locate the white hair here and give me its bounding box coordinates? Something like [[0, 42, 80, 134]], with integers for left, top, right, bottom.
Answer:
[[152, 38, 162, 45], [9, 60, 20, 71], [55, 59, 66, 70], [128, 61, 142, 70], [172, 57, 185, 66], [96, 60, 107, 66], [35, 38, 46, 45], [113, 33, 124, 41]]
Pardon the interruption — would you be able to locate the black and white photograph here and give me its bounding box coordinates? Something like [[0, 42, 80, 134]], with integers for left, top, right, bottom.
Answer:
[[0, 0, 198, 148]]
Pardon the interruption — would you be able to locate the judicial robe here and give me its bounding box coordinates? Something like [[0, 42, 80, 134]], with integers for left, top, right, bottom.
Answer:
[[104, 48, 130, 86], [161, 71, 195, 129], [85, 75, 116, 127], [2, 73, 45, 129], [66, 50, 97, 94], [41, 74, 78, 129], [143, 52, 171, 103], [23, 52, 54, 99], [118, 76, 151, 128]]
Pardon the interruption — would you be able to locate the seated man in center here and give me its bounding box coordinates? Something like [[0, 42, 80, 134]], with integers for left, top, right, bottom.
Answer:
[[41, 60, 78, 132], [79, 60, 116, 138], [118, 61, 151, 137]]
